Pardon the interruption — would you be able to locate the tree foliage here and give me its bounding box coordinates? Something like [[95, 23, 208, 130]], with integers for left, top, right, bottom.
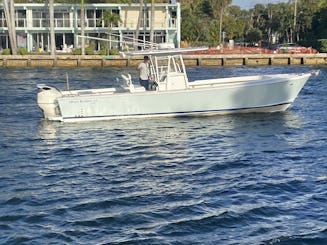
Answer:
[[181, 0, 326, 50]]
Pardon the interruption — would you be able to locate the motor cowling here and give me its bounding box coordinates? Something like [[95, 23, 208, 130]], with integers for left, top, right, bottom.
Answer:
[[37, 84, 62, 119]]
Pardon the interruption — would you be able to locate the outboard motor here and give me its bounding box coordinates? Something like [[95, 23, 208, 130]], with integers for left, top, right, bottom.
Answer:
[[37, 84, 62, 120]]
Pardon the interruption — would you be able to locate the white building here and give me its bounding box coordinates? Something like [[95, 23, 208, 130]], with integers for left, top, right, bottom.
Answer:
[[0, 2, 180, 53]]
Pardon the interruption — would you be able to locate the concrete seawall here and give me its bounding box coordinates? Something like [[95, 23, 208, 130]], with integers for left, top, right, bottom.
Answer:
[[0, 53, 326, 67]]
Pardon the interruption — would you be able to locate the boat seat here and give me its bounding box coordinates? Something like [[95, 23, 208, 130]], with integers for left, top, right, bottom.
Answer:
[[121, 74, 146, 93]]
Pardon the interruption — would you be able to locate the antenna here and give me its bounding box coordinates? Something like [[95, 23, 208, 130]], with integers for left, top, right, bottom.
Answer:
[[66, 73, 70, 91]]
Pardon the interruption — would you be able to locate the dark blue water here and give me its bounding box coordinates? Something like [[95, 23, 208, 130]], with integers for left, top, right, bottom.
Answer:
[[0, 65, 326, 245]]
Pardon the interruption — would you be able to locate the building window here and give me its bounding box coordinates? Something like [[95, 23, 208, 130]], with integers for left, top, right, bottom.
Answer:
[[170, 10, 177, 27], [95, 10, 102, 27], [32, 11, 49, 28], [54, 11, 70, 28], [86, 9, 96, 27], [0, 34, 9, 49], [16, 10, 26, 27], [32, 33, 49, 52], [154, 31, 166, 44], [0, 10, 5, 28], [112, 9, 120, 27], [121, 32, 136, 50], [142, 7, 150, 28]]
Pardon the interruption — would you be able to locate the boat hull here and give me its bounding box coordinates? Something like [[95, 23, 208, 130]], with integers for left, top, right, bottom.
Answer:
[[51, 73, 310, 122], [60, 103, 292, 122]]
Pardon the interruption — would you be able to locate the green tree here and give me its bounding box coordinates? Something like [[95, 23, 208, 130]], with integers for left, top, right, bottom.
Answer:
[[295, 0, 323, 44], [181, 1, 211, 44], [246, 28, 262, 45], [181, 0, 233, 45], [213, 0, 232, 44], [181, 4, 199, 42], [101, 9, 122, 27], [99, 9, 122, 51], [224, 6, 249, 42]]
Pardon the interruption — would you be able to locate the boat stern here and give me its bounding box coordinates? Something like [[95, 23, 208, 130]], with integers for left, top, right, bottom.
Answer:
[[37, 84, 62, 120]]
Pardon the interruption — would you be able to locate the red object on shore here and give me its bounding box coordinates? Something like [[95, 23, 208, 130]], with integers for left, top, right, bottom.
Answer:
[[191, 45, 318, 55]]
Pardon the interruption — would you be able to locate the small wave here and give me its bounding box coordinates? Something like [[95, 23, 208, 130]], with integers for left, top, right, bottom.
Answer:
[[264, 232, 327, 245], [317, 175, 327, 181], [5, 197, 24, 205], [23, 214, 48, 224], [0, 214, 26, 222], [1, 66, 326, 244], [54, 147, 75, 154]]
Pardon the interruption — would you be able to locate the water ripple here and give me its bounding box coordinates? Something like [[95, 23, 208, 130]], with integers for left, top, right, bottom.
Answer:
[[0, 66, 326, 244]]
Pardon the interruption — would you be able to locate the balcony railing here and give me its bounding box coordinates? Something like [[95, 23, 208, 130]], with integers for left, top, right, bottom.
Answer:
[[17, 18, 26, 28], [77, 18, 120, 28], [0, 17, 176, 29], [32, 18, 70, 28]]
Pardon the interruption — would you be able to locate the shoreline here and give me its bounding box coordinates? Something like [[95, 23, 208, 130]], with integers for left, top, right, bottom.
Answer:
[[0, 53, 326, 67]]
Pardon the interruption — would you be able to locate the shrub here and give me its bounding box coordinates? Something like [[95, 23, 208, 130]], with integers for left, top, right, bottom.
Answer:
[[2, 48, 11, 55], [99, 48, 107, 55], [109, 48, 118, 55], [85, 43, 95, 55], [72, 48, 82, 55], [99, 44, 107, 55], [18, 47, 28, 55], [318, 39, 327, 53], [99, 41, 108, 55]]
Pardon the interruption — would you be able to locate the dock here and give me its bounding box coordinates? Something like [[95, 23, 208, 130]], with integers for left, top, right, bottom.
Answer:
[[0, 53, 326, 67]]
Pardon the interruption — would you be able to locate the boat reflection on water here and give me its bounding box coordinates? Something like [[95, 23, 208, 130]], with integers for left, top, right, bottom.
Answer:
[[37, 111, 305, 141], [36, 111, 306, 165], [38, 120, 58, 140]]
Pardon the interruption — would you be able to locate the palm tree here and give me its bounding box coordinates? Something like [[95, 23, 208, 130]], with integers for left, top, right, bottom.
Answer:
[[81, 0, 85, 55], [120, 0, 132, 29], [101, 9, 122, 50], [102, 10, 122, 28], [150, 0, 155, 47], [3, 0, 17, 54], [212, 0, 232, 45], [49, 0, 56, 55], [9, 0, 17, 54], [135, 0, 144, 50]]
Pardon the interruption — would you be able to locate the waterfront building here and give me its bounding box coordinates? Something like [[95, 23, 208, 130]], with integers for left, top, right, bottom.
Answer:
[[0, 2, 180, 53]]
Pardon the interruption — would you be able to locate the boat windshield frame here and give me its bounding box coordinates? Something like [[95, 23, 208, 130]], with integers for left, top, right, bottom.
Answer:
[[150, 54, 187, 84]]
